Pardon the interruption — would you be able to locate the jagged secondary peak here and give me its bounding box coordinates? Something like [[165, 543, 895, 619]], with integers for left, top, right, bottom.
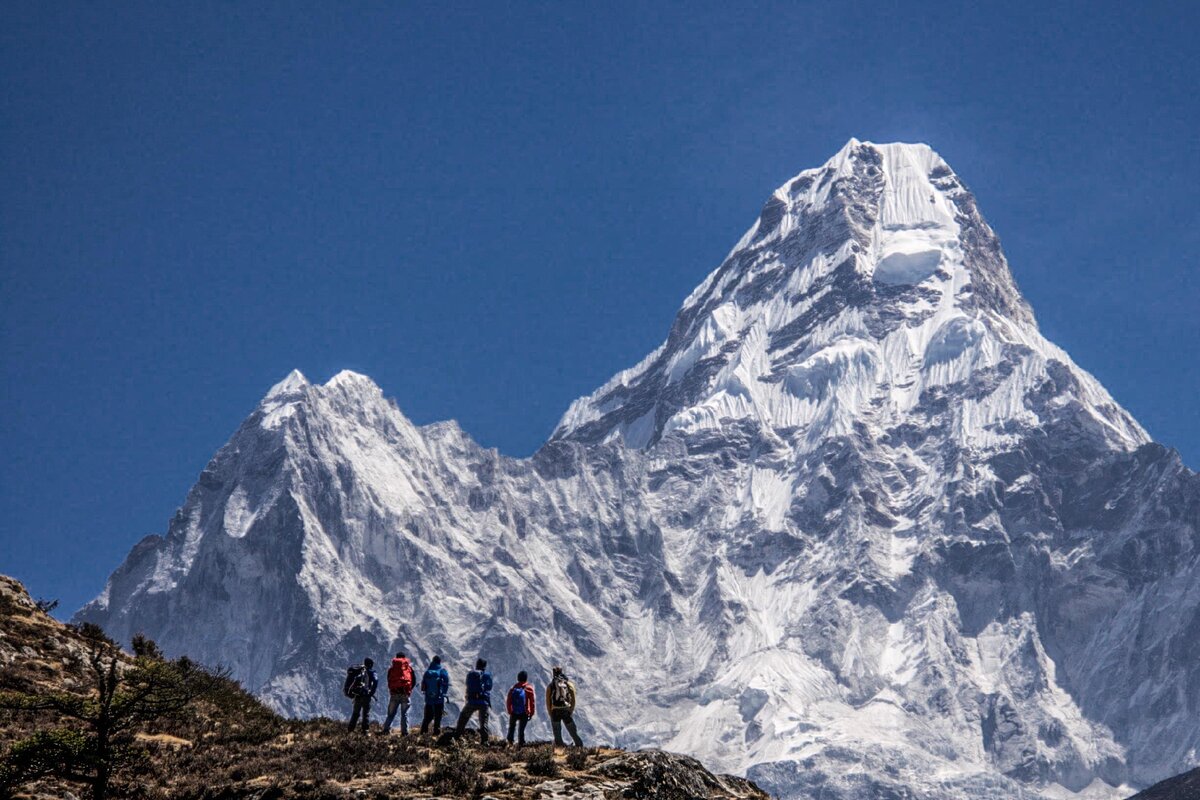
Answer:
[[257, 369, 386, 418], [552, 141, 1140, 451], [252, 368, 428, 457], [260, 368, 383, 409], [324, 369, 379, 391], [264, 368, 310, 399]]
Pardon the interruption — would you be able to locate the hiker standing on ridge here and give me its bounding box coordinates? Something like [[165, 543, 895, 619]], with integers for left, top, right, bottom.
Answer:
[[382, 651, 415, 735], [344, 657, 378, 733], [546, 665, 583, 747], [420, 655, 450, 735], [454, 658, 494, 744], [505, 670, 536, 747]]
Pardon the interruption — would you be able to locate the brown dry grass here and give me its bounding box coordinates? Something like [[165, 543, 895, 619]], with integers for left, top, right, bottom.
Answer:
[[1, 576, 767, 800]]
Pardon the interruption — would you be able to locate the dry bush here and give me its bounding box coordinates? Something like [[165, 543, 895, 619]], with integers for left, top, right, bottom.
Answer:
[[523, 745, 560, 778], [478, 747, 517, 772], [426, 739, 483, 796], [565, 747, 591, 771]]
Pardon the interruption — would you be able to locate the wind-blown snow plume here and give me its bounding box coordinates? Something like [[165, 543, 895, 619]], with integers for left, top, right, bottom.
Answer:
[[81, 141, 1200, 799]]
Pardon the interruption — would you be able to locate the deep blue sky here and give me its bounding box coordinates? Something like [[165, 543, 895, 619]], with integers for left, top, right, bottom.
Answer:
[[2, 2, 1198, 616]]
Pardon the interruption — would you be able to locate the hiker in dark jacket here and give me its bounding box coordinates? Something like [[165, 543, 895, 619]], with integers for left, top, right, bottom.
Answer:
[[546, 665, 583, 747], [419, 656, 450, 734], [382, 651, 415, 735], [505, 670, 536, 746], [454, 658, 493, 744], [346, 657, 378, 733]]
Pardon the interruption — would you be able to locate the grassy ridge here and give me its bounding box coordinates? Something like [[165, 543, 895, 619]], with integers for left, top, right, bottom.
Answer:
[[1, 576, 767, 799]]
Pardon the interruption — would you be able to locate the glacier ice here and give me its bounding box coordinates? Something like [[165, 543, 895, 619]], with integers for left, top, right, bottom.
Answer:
[[874, 248, 942, 284]]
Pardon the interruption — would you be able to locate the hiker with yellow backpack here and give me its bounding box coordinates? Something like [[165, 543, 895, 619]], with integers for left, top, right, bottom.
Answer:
[[546, 665, 583, 747]]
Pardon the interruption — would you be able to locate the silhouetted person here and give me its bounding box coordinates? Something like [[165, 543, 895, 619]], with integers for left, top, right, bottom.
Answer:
[[345, 657, 378, 733], [546, 665, 582, 747], [455, 658, 493, 744], [382, 651, 415, 735], [420, 656, 449, 735], [506, 670, 536, 746]]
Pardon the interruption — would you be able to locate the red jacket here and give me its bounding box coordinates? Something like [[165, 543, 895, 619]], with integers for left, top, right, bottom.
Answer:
[[387, 657, 414, 693], [506, 681, 536, 717]]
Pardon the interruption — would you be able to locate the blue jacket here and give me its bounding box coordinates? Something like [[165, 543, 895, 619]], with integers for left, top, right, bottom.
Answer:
[[465, 669, 493, 707], [421, 665, 449, 705]]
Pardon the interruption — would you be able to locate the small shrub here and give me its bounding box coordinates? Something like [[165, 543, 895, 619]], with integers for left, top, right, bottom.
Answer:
[[479, 775, 506, 795], [426, 740, 482, 795], [35, 598, 60, 614], [0, 728, 88, 790], [524, 746, 560, 778], [565, 747, 590, 771], [0, 594, 23, 616], [479, 748, 515, 772], [132, 633, 164, 660], [70, 621, 114, 646], [390, 737, 426, 767]]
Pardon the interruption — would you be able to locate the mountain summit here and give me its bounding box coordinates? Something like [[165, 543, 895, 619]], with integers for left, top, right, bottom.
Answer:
[[80, 142, 1200, 800], [554, 139, 1139, 451]]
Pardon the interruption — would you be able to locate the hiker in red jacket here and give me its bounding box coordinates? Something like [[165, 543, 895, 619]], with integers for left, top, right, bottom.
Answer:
[[505, 670, 536, 746], [382, 651, 415, 735]]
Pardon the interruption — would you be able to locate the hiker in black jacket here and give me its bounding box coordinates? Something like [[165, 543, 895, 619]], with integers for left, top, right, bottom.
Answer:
[[345, 657, 378, 733]]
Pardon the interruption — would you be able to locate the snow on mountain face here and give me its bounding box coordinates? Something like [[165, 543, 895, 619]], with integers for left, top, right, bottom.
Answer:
[[80, 141, 1200, 800]]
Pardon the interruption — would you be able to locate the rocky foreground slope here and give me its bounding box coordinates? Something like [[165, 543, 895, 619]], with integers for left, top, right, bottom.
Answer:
[[0, 575, 767, 799], [79, 141, 1200, 799]]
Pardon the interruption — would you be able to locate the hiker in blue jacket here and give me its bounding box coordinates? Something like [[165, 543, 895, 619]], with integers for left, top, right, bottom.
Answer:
[[454, 658, 493, 743], [420, 655, 450, 735]]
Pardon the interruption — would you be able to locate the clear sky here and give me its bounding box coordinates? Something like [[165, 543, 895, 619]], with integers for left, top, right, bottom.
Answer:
[[2, 2, 1198, 616]]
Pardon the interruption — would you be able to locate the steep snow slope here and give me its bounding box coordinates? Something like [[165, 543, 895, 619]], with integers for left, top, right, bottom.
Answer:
[[81, 141, 1200, 800]]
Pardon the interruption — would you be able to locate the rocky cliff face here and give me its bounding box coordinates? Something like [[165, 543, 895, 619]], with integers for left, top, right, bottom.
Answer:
[[80, 141, 1200, 799]]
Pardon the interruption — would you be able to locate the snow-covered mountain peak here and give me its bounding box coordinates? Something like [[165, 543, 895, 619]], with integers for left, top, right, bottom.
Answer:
[[552, 141, 1138, 452], [82, 141, 1193, 800], [799, 138, 950, 203], [718, 139, 1009, 314], [252, 368, 415, 443], [320, 369, 390, 409], [261, 369, 380, 406], [324, 369, 378, 391], [761, 139, 955, 234], [264, 369, 310, 400]]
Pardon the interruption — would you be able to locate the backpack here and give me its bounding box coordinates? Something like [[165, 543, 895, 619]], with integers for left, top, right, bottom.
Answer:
[[389, 659, 414, 693], [551, 674, 572, 708], [466, 670, 483, 702], [509, 685, 528, 715], [423, 667, 445, 702], [343, 665, 366, 699]]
